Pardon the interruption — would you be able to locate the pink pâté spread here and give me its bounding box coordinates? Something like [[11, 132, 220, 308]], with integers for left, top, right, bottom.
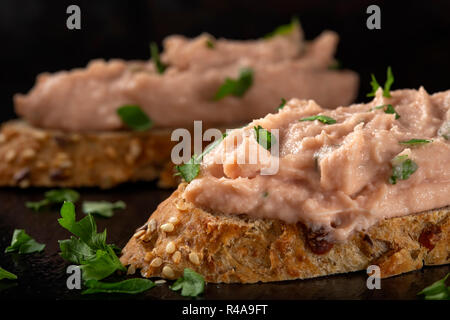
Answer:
[[14, 25, 358, 131], [183, 88, 450, 241]]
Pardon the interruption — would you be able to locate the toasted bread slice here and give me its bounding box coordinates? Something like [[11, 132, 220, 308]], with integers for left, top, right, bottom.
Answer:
[[0, 120, 179, 188], [120, 183, 449, 283]]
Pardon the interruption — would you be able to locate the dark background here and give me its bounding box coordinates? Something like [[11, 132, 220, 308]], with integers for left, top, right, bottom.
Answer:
[[0, 0, 449, 122]]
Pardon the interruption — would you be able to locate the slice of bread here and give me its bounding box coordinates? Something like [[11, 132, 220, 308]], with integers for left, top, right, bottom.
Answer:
[[0, 120, 179, 188], [120, 183, 449, 283]]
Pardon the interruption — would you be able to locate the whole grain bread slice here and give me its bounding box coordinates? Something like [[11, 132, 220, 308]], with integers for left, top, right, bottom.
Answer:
[[120, 183, 449, 283], [0, 120, 179, 188]]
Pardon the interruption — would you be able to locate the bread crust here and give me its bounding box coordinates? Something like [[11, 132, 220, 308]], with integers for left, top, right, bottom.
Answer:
[[121, 183, 450, 283], [0, 120, 178, 188]]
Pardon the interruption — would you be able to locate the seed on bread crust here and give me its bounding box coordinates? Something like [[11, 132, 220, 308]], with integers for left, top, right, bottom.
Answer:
[[189, 252, 201, 265], [135, 222, 149, 233], [5, 149, 16, 162], [144, 252, 153, 262], [21, 148, 36, 160], [162, 265, 175, 278], [125, 139, 142, 164], [133, 230, 146, 239], [150, 257, 163, 267], [172, 251, 181, 264], [31, 130, 47, 141], [161, 223, 174, 233], [127, 264, 136, 275], [166, 241, 176, 254], [168, 216, 179, 224], [148, 219, 157, 232]]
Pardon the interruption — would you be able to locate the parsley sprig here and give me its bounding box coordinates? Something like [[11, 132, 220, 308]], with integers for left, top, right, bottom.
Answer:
[[5, 229, 45, 254], [367, 66, 394, 98], [328, 59, 341, 70], [82, 278, 155, 295], [399, 139, 432, 146], [277, 98, 287, 110], [58, 201, 125, 281], [300, 115, 337, 124], [418, 273, 449, 300], [175, 133, 227, 182], [264, 17, 300, 39], [58, 202, 156, 294], [0, 267, 17, 280], [150, 42, 167, 74], [26, 189, 80, 211], [214, 68, 253, 100], [205, 39, 215, 49], [175, 156, 201, 183], [82, 201, 126, 218], [373, 104, 400, 119], [389, 155, 418, 185], [253, 125, 276, 150], [117, 105, 153, 131], [170, 268, 205, 297]]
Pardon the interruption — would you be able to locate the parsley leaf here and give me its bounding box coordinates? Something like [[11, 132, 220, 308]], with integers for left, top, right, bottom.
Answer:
[[299, 115, 337, 124], [366, 66, 394, 98], [418, 273, 449, 300], [374, 104, 400, 119], [277, 98, 287, 110], [383, 66, 394, 97], [117, 105, 153, 131], [59, 236, 96, 264], [175, 133, 227, 182], [214, 68, 253, 100], [45, 189, 80, 203], [175, 156, 200, 183], [57, 202, 125, 281], [200, 133, 227, 159], [367, 74, 381, 98], [5, 229, 45, 254], [264, 17, 300, 38], [150, 42, 167, 74], [26, 188, 80, 211], [253, 125, 276, 150], [399, 139, 432, 146], [82, 201, 126, 218], [82, 278, 155, 295], [79, 247, 124, 281], [58, 201, 105, 248], [328, 59, 341, 70], [170, 268, 205, 297], [0, 267, 17, 280], [206, 39, 215, 49], [389, 155, 418, 185]]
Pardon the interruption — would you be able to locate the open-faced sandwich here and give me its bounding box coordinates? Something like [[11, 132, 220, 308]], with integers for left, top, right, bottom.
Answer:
[[0, 20, 358, 188], [121, 87, 450, 283]]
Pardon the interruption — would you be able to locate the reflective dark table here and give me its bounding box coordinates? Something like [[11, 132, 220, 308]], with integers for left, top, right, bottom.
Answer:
[[0, 182, 448, 300]]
